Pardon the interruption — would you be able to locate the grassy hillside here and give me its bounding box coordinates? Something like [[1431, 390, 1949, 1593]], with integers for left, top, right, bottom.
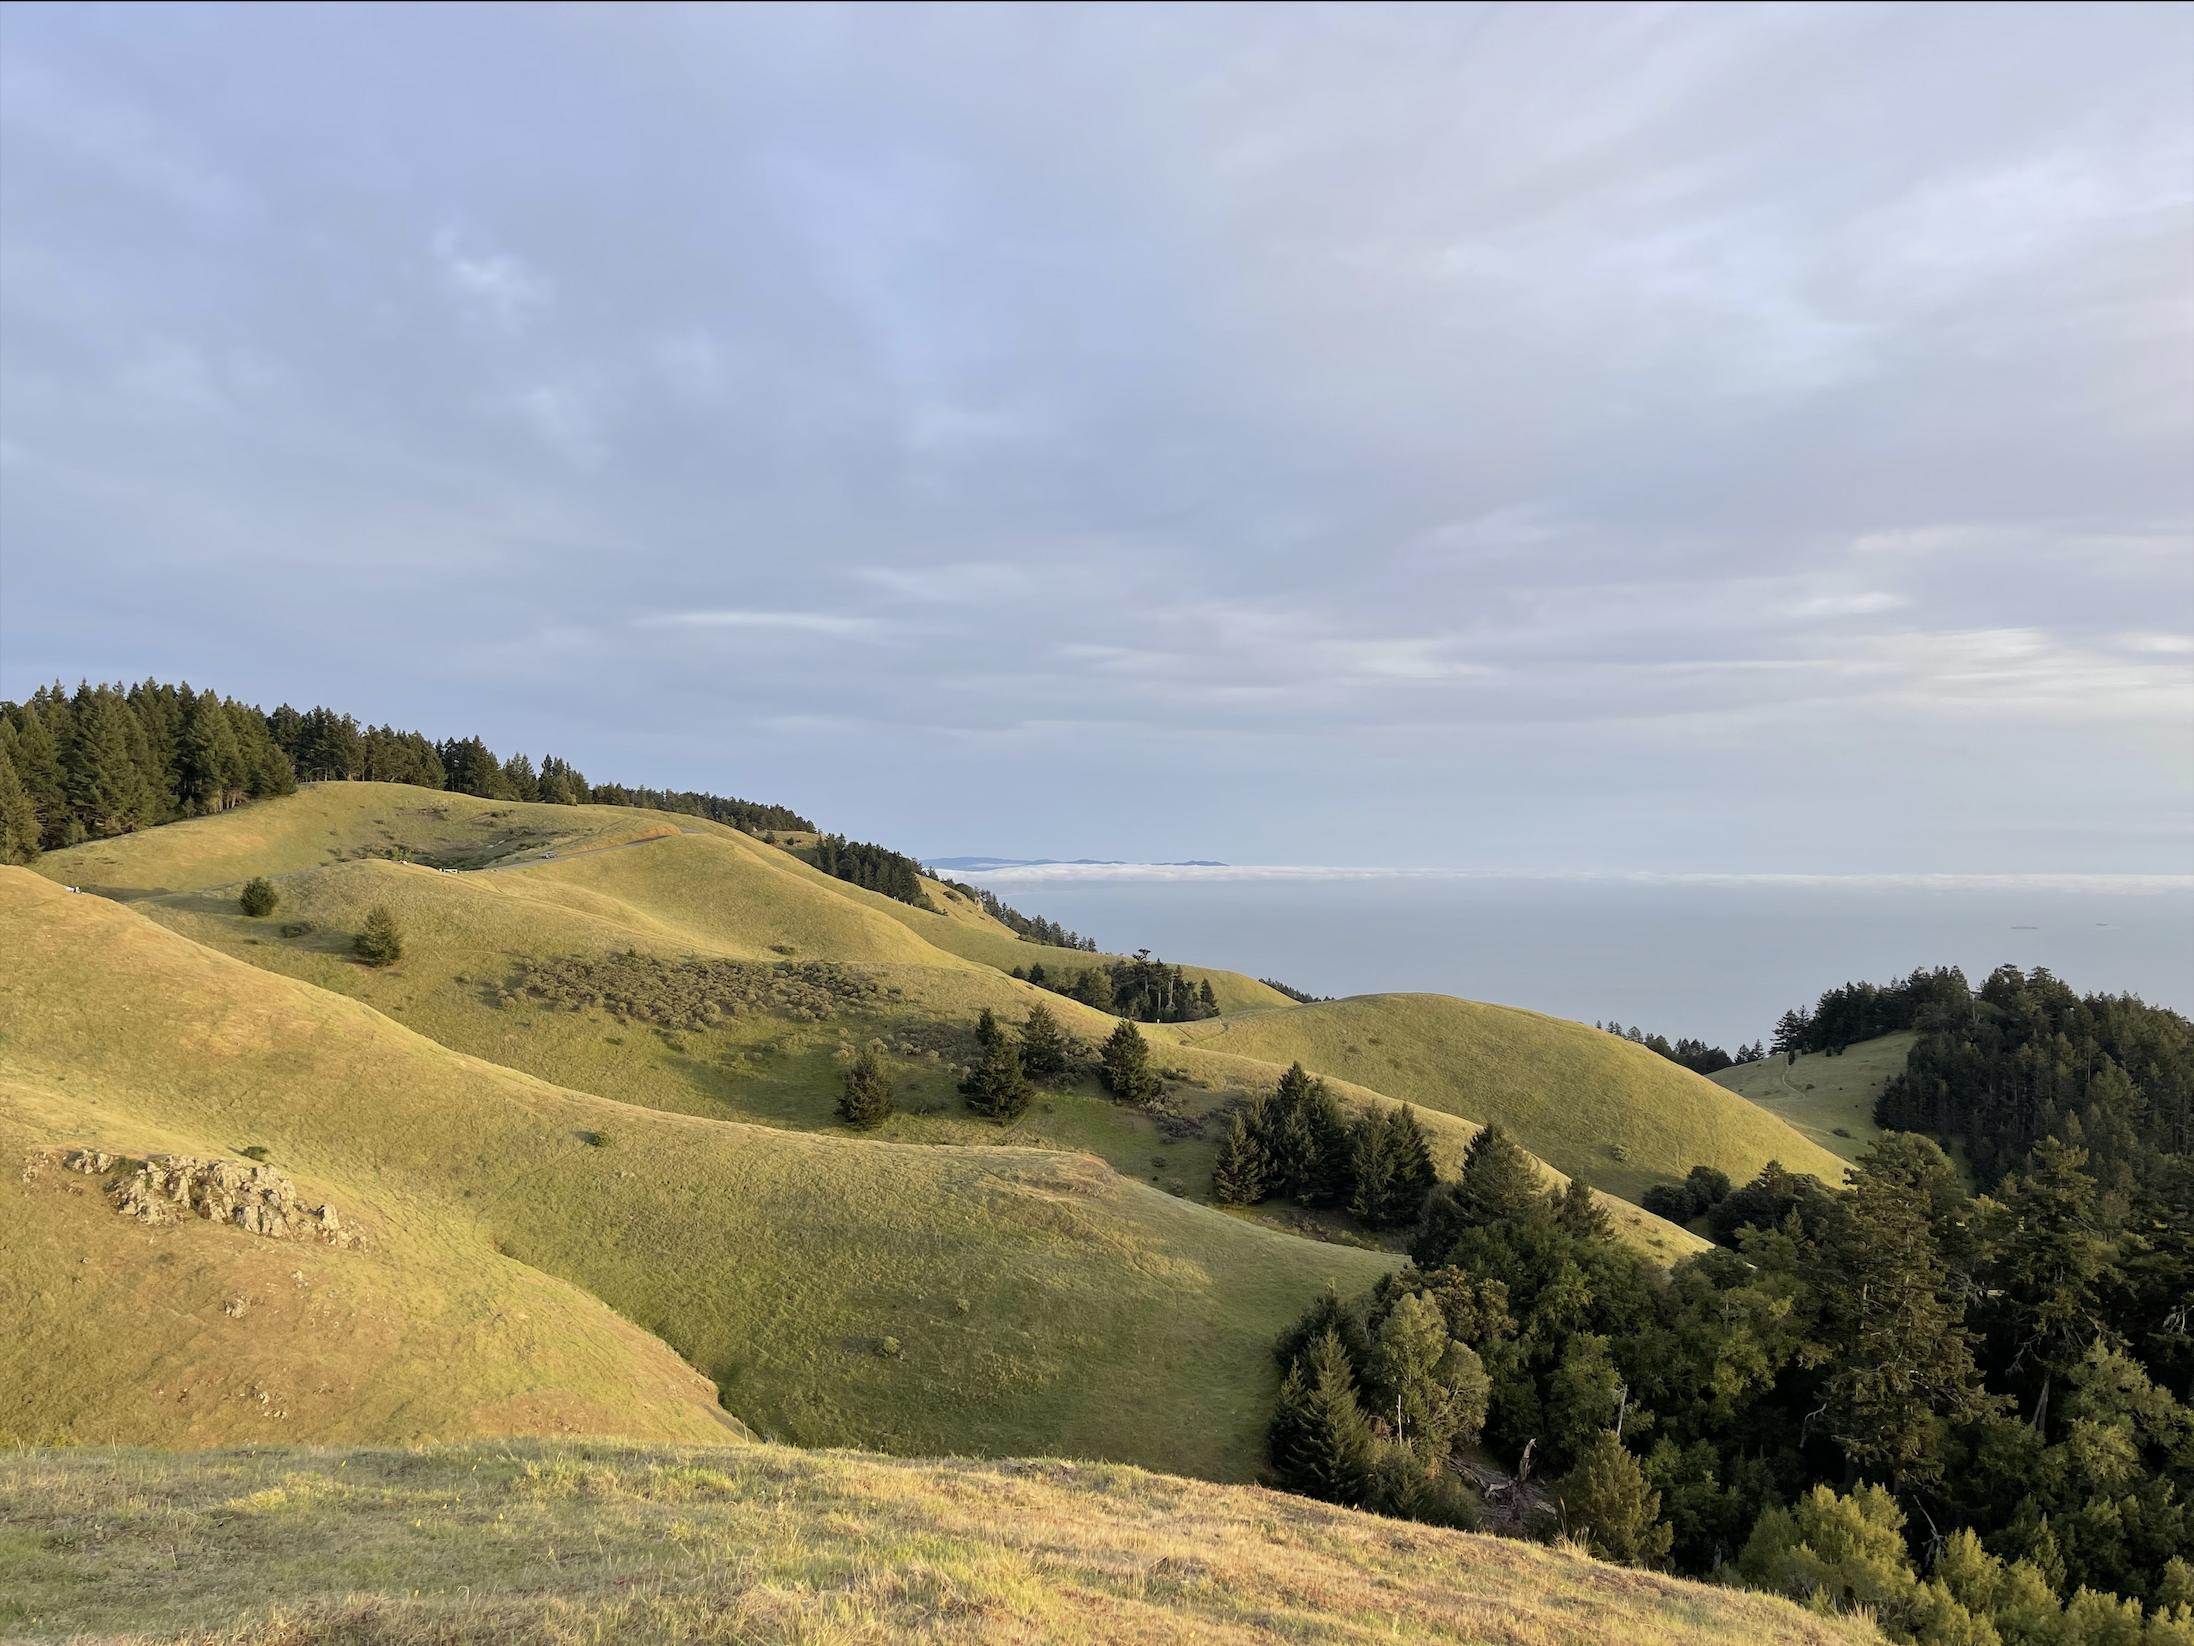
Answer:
[[0, 869, 1396, 1477], [1177, 995, 1850, 1201], [1710, 1033, 1913, 1172], [2, 1080, 739, 1452], [3, 1440, 1879, 1646], [38, 787, 1700, 1248]]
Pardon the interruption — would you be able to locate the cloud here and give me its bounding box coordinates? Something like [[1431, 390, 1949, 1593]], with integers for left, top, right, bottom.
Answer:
[[642, 610, 887, 638], [434, 231, 551, 330]]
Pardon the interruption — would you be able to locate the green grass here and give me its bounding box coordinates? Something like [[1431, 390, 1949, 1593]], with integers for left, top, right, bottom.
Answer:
[[38, 788, 1714, 1259], [1, 869, 1395, 1478], [0, 1441, 1881, 1646], [1176, 995, 1851, 1203], [1709, 1034, 1914, 1173]]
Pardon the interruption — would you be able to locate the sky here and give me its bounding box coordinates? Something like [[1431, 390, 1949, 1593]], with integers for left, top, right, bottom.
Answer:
[[3, 2, 2190, 874]]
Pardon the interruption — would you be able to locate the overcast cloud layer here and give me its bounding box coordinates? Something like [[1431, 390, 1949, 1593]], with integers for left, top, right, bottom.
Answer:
[[3, 2, 2189, 871]]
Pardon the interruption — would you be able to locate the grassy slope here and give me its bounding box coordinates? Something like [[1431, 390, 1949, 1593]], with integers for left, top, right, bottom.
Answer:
[[0, 870, 1394, 1477], [1710, 1034, 1913, 1173], [1177, 996, 1850, 1202], [1, 1081, 738, 1452], [3, 1442, 1878, 1646], [38, 787, 1709, 1262]]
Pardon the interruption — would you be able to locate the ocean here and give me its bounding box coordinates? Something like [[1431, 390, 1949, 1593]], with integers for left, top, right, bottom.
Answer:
[[939, 868, 2194, 1052]]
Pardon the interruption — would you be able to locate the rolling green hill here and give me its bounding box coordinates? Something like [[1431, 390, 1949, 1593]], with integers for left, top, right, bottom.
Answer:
[[1175, 994, 1852, 1201], [0, 868, 1396, 1478], [33, 784, 1724, 1254], [1710, 1032, 1914, 1172]]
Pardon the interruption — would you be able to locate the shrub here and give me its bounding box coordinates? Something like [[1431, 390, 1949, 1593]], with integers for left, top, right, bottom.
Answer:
[[238, 877, 279, 918], [354, 905, 404, 967], [1557, 1431, 1673, 1566]]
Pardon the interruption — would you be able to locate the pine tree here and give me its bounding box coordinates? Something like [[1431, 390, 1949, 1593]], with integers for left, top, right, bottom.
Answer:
[[0, 743, 39, 865], [238, 877, 279, 918], [1198, 977, 1218, 1014], [1297, 1078, 1353, 1207], [1349, 1112, 1398, 1226], [1072, 967, 1116, 1011], [1100, 1019, 1161, 1105], [1985, 1138, 2113, 1409], [1269, 1328, 1375, 1506], [1385, 1106, 1437, 1220], [961, 1037, 1034, 1122], [974, 1008, 1000, 1052], [179, 691, 248, 812], [1019, 1003, 1067, 1079], [1554, 1175, 1615, 1242], [65, 688, 153, 837], [837, 1047, 896, 1129], [1455, 1122, 1544, 1225], [1816, 1154, 1991, 1491], [354, 905, 405, 967], [7, 707, 68, 846], [1211, 1105, 1268, 1205], [1558, 1431, 1673, 1566]]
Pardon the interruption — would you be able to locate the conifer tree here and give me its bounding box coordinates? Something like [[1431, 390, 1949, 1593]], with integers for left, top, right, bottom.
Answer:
[[1558, 1431, 1673, 1565], [6, 707, 68, 846], [0, 744, 39, 865], [974, 1007, 1000, 1052], [1269, 1328, 1375, 1506], [1072, 967, 1116, 1011], [1350, 1112, 1398, 1226], [1211, 1104, 1268, 1205], [1554, 1175, 1616, 1242], [179, 691, 248, 811], [238, 877, 279, 918], [1199, 977, 1218, 1013], [837, 1047, 896, 1129], [1455, 1122, 1544, 1226], [1985, 1138, 2113, 1410], [1297, 1078, 1354, 1206], [1385, 1105, 1437, 1219], [354, 905, 405, 967], [1019, 1003, 1067, 1079], [1816, 1152, 1990, 1490], [65, 688, 153, 837], [961, 1036, 1034, 1122], [1099, 1019, 1161, 1105]]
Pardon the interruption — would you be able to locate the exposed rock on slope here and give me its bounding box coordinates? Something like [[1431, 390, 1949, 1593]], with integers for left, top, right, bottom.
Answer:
[[74, 1150, 362, 1247]]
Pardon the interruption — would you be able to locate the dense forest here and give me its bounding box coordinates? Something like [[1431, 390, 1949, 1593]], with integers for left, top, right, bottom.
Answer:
[[1270, 1116, 2194, 1639], [1007, 950, 1219, 1023], [1211, 1062, 1438, 1229], [804, 834, 931, 907], [1873, 966, 2192, 1193], [0, 679, 809, 865]]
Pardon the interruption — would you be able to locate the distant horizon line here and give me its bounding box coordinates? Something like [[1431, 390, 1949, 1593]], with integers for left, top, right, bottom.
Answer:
[[926, 862, 2194, 892]]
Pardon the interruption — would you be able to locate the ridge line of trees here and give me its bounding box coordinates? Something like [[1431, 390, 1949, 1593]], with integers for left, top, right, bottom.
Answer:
[[0, 676, 812, 867]]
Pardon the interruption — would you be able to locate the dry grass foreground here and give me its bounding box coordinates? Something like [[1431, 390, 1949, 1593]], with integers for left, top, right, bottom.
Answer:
[[1, 1440, 1880, 1646]]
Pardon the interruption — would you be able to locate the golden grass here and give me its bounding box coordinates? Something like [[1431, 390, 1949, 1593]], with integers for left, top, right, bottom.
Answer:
[[1, 1440, 1881, 1645], [1176, 995, 1850, 1201], [0, 870, 1396, 1477], [1708, 1034, 1913, 1173]]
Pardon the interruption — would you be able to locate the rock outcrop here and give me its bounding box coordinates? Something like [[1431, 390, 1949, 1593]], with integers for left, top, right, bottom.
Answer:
[[87, 1152, 361, 1248]]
